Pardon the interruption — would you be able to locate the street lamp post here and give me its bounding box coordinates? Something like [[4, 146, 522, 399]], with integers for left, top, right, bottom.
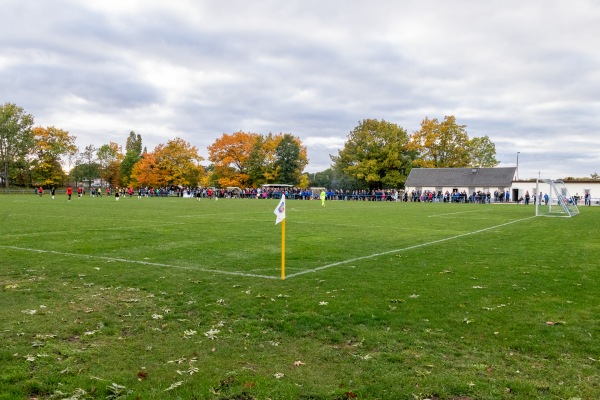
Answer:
[[516, 152, 520, 180]]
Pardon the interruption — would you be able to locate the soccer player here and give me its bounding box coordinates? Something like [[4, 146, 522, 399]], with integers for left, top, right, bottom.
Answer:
[[66, 186, 73, 201], [320, 189, 326, 207]]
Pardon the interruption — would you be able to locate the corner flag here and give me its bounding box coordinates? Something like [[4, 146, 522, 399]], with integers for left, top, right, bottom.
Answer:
[[274, 195, 286, 224], [274, 194, 286, 280]]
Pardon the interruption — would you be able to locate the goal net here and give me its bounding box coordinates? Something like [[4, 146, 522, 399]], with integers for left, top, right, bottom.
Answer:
[[535, 178, 579, 217]]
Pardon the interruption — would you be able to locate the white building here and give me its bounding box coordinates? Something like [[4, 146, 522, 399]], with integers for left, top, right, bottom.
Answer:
[[404, 167, 516, 201], [405, 167, 599, 205], [512, 179, 599, 206]]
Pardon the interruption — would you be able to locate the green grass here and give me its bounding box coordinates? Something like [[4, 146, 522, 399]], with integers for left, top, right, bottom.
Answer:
[[1, 194, 599, 399]]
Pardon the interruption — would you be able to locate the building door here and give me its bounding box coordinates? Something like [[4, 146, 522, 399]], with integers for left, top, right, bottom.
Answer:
[[512, 188, 520, 203]]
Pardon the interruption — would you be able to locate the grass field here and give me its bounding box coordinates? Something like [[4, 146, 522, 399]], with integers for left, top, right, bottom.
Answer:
[[1, 194, 599, 400]]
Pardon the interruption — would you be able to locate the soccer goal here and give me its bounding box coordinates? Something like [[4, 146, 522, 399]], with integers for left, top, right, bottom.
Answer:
[[535, 178, 579, 217]]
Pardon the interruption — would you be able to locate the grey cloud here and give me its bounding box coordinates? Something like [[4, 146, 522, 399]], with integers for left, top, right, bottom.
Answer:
[[1, 0, 599, 179]]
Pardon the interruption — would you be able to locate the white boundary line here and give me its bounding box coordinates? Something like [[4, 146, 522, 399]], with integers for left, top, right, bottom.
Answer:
[[427, 209, 492, 217], [0, 245, 279, 280], [284, 216, 536, 279], [0, 216, 535, 281]]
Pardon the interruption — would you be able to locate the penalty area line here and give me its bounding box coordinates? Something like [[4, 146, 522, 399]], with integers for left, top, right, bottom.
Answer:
[[0, 245, 279, 280], [285, 216, 536, 279]]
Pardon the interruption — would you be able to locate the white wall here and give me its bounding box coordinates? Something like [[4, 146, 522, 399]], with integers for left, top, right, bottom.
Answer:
[[511, 180, 600, 205]]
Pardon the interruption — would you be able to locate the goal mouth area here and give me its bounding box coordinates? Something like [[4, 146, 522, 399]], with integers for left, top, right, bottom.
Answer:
[[535, 178, 580, 217]]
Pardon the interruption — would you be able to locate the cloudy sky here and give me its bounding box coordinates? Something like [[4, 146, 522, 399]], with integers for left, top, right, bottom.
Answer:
[[2, 0, 599, 180]]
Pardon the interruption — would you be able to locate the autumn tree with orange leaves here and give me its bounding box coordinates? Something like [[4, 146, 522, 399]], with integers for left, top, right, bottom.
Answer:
[[130, 152, 160, 188], [209, 131, 308, 187], [208, 131, 261, 188], [131, 138, 204, 188]]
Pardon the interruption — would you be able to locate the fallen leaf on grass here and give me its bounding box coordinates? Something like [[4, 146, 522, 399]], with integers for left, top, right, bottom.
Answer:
[[137, 371, 148, 380], [183, 329, 197, 339], [293, 361, 305, 366], [204, 328, 220, 340], [164, 381, 184, 391]]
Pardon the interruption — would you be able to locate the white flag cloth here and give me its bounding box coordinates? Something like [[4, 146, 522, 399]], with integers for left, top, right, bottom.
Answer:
[[274, 194, 286, 224]]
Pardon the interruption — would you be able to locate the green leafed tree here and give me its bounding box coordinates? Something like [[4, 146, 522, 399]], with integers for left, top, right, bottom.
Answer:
[[97, 142, 123, 187], [467, 135, 499, 167], [0, 103, 35, 188], [246, 135, 271, 186], [274, 133, 308, 185], [31, 126, 77, 187], [331, 119, 412, 189], [120, 131, 143, 186]]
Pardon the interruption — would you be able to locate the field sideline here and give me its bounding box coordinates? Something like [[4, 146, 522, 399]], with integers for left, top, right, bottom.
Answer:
[[1, 195, 599, 399]]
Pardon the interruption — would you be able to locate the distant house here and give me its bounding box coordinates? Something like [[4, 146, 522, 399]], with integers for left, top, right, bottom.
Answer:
[[405, 167, 516, 199], [513, 179, 600, 205], [405, 167, 599, 204]]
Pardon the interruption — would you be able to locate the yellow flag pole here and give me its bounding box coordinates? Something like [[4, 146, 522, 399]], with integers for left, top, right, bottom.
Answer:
[[281, 218, 286, 280]]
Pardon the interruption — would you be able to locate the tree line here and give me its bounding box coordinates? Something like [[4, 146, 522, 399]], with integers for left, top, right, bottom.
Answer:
[[2, 101, 502, 190], [0, 103, 309, 189]]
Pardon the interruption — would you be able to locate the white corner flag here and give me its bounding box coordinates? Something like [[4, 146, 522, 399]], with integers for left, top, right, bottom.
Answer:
[[274, 194, 286, 224], [274, 194, 286, 280]]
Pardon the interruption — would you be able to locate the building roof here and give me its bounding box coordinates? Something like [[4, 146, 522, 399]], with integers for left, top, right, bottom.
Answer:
[[405, 167, 516, 188]]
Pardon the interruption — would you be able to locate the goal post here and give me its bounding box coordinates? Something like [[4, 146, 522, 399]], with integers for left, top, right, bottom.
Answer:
[[535, 178, 580, 217]]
